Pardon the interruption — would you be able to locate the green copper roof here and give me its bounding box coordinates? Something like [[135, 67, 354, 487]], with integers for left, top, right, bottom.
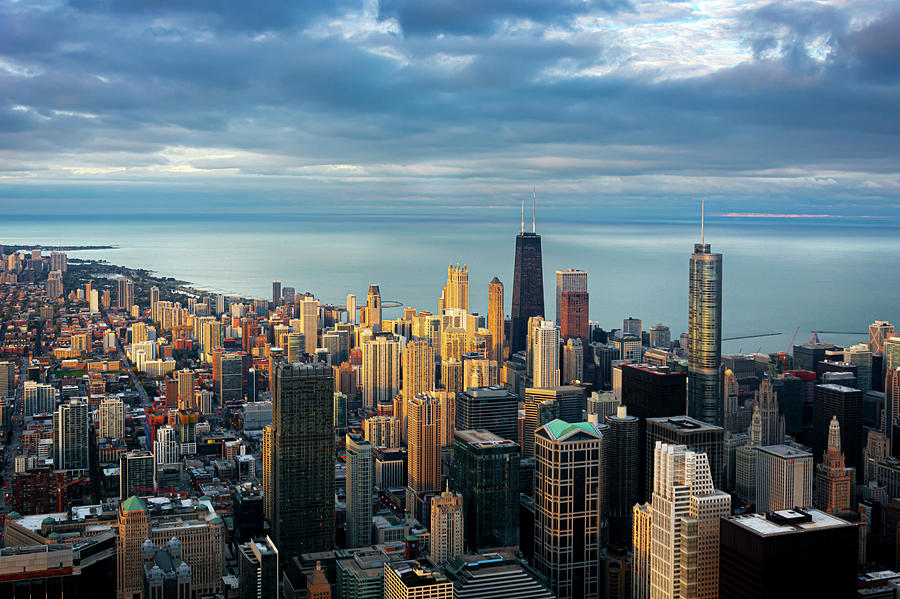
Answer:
[[542, 419, 601, 440], [121, 495, 147, 512]]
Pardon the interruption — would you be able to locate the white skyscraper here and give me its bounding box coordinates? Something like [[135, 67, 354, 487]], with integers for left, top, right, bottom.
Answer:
[[429, 488, 464, 566], [533, 320, 560, 389], [555, 269, 588, 325], [345, 433, 374, 548], [154, 424, 179, 466], [649, 442, 730, 599], [300, 296, 319, 355], [347, 294, 357, 325]]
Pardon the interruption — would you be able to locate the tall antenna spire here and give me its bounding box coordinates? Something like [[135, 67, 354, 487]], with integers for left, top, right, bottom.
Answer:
[[701, 198, 705, 244], [532, 188, 536, 233], [521, 196, 525, 234]]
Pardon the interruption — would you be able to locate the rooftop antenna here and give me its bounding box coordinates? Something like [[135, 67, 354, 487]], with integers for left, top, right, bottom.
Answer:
[[701, 198, 705, 244], [532, 188, 536, 233], [520, 196, 525, 234]]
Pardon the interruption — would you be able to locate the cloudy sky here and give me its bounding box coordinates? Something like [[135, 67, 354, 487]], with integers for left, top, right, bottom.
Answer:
[[1, 0, 898, 217]]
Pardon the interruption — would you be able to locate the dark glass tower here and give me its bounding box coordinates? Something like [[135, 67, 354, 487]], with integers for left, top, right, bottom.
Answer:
[[511, 197, 545, 353], [688, 204, 723, 426], [272, 362, 335, 558]]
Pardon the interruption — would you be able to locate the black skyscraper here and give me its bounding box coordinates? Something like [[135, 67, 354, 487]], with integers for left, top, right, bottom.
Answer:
[[511, 197, 545, 353]]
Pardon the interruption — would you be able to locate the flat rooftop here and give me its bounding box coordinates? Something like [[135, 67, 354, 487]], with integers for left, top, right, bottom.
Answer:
[[758, 444, 812, 459], [647, 415, 723, 432], [727, 509, 852, 537]]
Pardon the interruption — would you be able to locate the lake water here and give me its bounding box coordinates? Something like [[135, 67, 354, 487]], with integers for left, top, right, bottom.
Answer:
[[3, 212, 898, 354]]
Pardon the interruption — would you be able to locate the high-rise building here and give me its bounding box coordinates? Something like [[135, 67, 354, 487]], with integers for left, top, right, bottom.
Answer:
[[285, 331, 304, 363], [816, 416, 853, 514], [50, 251, 67, 273], [533, 420, 607, 599], [813, 383, 863, 478], [362, 333, 400, 410], [559, 290, 589, 347], [261, 425, 273, 525], [364, 415, 402, 449], [346, 433, 374, 548], [429, 488, 464, 565], [155, 424, 178, 466], [605, 406, 639, 545], [444, 551, 554, 599], [365, 285, 382, 332], [444, 264, 469, 313], [623, 317, 642, 338], [406, 393, 444, 519], [648, 442, 730, 599], [346, 293, 357, 325], [561, 337, 583, 383], [510, 200, 545, 354], [649, 324, 671, 348], [455, 386, 519, 443], [719, 509, 857, 598], [555, 269, 587, 327], [526, 386, 583, 426], [751, 378, 785, 446], [452, 429, 520, 550], [24, 380, 55, 416], [238, 537, 279, 599], [98, 397, 124, 439], [845, 343, 873, 392], [688, 206, 723, 427], [723, 368, 741, 433], [401, 340, 435, 410], [271, 362, 335, 557], [116, 496, 150, 599], [119, 450, 155, 499], [756, 444, 813, 512], [272, 280, 282, 305], [54, 400, 89, 472], [300, 296, 319, 355], [532, 320, 560, 389], [384, 560, 453, 599], [870, 320, 895, 355], [177, 369, 195, 407], [488, 277, 504, 363], [632, 502, 653, 599], [645, 416, 724, 499], [47, 269, 63, 298], [522, 395, 559, 460]]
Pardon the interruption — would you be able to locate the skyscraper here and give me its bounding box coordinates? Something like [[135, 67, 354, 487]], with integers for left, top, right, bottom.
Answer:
[[488, 277, 505, 363], [54, 399, 89, 472], [365, 285, 382, 332], [645, 416, 724, 499], [688, 202, 723, 426], [751, 378, 785, 446], [756, 444, 813, 512], [345, 433, 374, 548], [605, 405, 639, 545], [272, 280, 281, 305], [559, 290, 589, 346], [532, 320, 560, 389], [813, 383, 863, 478], [99, 397, 124, 439], [262, 424, 273, 524], [555, 268, 587, 326], [406, 393, 444, 520], [869, 320, 894, 355], [300, 296, 319, 355], [401, 340, 435, 402], [272, 362, 335, 557], [455, 386, 519, 443], [648, 442, 730, 599], [429, 488, 464, 565], [452, 429, 520, 550], [119, 450, 155, 499], [218, 352, 244, 404], [361, 333, 400, 410], [510, 196, 545, 353], [632, 502, 653, 599], [815, 416, 853, 514], [444, 264, 469, 312], [533, 420, 608, 599], [346, 293, 357, 325]]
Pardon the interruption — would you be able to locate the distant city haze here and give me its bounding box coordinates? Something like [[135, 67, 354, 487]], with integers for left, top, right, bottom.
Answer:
[[5, 211, 897, 354]]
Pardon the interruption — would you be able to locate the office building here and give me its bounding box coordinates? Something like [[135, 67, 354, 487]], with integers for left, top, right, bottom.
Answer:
[[561, 337, 583, 384], [365, 285, 382, 332], [522, 394, 559, 460], [632, 502, 652, 599], [555, 268, 587, 326], [870, 320, 895, 355], [237, 537, 279, 599], [645, 416, 724, 498], [346, 293, 357, 325], [452, 429, 520, 550], [559, 290, 589, 347], [816, 416, 853, 514], [648, 442, 730, 599], [429, 488, 464, 565], [526, 386, 583, 426], [54, 399, 89, 472], [533, 420, 607, 599], [272, 280, 281, 305], [649, 324, 671, 348], [346, 433, 374, 548], [285, 331, 304, 363], [719, 509, 857, 598], [455, 386, 518, 443], [488, 277, 505, 362], [218, 352, 244, 403], [623, 317, 642, 338], [813, 383, 863, 477], [688, 211, 723, 427], [605, 406, 639, 544], [621, 364, 686, 420], [532, 320, 560, 389], [751, 378, 784, 446], [845, 343, 873, 392], [444, 264, 469, 312], [406, 393, 444, 519], [510, 203, 545, 354], [271, 362, 335, 557], [362, 333, 401, 410], [384, 560, 453, 599], [299, 296, 319, 354], [756, 444, 813, 512]]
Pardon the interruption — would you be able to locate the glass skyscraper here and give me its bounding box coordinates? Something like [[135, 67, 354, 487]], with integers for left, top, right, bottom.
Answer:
[[688, 236, 723, 427]]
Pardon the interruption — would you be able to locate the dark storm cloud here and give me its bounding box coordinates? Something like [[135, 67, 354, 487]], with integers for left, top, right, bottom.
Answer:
[[0, 0, 898, 216]]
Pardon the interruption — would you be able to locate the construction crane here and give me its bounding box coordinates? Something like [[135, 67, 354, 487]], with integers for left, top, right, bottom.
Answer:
[[787, 326, 800, 352], [810, 330, 866, 344], [56, 477, 87, 512]]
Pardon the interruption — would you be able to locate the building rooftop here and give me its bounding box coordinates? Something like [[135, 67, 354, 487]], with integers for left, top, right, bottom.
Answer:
[[726, 509, 852, 537], [455, 429, 519, 448], [758, 444, 813, 459], [646, 415, 723, 432], [540, 419, 604, 441], [816, 383, 860, 393]]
